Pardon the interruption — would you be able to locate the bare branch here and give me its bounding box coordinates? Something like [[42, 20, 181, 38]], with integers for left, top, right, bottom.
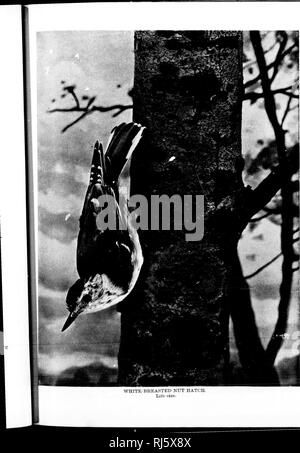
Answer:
[[244, 43, 297, 89], [289, 103, 299, 112], [244, 236, 299, 280], [238, 144, 298, 229], [281, 95, 293, 127], [48, 84, 133, 132], [48, 103, 133, 133], [69, 89, 80, 109], [264, 38, 281, 56], [244, 252, 282, 279], [61, 110, 92, 133], [244, 85, 298, 102], [270, 32, 287, 84]]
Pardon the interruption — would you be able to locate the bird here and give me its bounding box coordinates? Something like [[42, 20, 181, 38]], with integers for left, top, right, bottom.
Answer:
[[62, 122, 146, 332]]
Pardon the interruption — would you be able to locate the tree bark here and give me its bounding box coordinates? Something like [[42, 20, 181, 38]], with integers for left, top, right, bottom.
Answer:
[[118, 31, 244, 385]]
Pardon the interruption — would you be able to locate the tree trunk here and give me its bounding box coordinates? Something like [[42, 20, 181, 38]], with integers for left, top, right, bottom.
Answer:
[[118, 31, 244, 386], [229, 253, 279, 385]]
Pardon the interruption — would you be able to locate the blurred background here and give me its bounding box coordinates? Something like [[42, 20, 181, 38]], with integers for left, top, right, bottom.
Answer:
[[37, 30, 299, 386]]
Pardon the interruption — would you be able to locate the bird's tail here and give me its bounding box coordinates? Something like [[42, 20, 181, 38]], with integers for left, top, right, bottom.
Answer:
[[106, 123, 146, 227], [103, 122, 146, 187], [80, 123, 145, 234]]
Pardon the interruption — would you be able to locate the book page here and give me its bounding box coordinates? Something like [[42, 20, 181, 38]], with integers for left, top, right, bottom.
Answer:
[[28, 3, 300, 428], [0, 5, 32, 428]]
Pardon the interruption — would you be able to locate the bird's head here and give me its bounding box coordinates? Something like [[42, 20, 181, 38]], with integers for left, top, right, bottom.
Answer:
[[62, 274, 124, 332], [62, 279, 91, 331]]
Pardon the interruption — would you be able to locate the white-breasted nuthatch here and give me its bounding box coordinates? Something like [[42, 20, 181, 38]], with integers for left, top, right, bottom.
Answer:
[[62, 123, 145, 331]]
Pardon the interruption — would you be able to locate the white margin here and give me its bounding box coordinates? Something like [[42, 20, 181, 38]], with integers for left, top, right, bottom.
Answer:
[[27, 2, 300, 428], [0, 5, 32, 428], [38, 385, 300, 428], [27, 2, 300, 31]]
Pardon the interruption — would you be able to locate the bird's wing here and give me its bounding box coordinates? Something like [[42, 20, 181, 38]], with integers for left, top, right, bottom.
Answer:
[[76, 140, 114, 278], [76, 123, 145, 280]]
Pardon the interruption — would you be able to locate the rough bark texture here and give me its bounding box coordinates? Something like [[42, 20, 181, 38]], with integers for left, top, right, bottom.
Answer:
[[118, 31, 244, 386]]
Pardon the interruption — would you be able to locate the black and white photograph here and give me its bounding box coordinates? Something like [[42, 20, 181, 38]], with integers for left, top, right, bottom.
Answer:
[[0, 2, 300, 430], [37, 28, 299, 388]]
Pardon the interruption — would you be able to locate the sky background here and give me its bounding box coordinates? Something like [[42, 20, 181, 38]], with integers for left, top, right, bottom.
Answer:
[[37, 31, 299, 386], [37, 31, 133, 385]]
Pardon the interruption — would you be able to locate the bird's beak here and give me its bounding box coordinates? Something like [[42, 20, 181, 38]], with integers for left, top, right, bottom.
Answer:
[[61, 311, 79, 332]]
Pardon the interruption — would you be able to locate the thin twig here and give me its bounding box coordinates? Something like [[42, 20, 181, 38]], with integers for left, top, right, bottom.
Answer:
[[48, 83, 133, 132], [244, 252, 282, 279], [244, 43, 297, 89], [270, 32, 287, 84], [244, 236, 299, 280], [289, 103, 299, 112], [239, 145, 299, 229], [61, 110, 92, 133], [48, 103, 133, 133], [244, 85, 298, 102], [69, 89, 80, 109], [281, 95, 293, 127]]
